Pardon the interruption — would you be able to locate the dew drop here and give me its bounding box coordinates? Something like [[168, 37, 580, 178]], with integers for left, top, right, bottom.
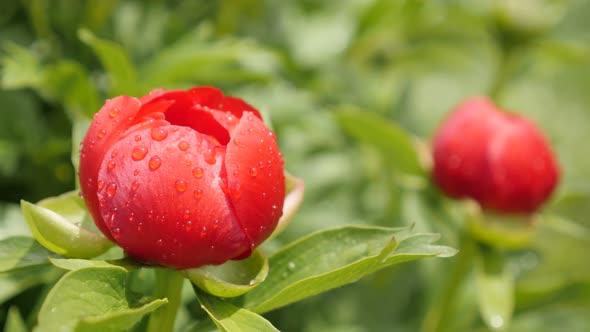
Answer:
[[261, 192, 267, 199], [193, 189, 203, 200], [249, 167, 258, 177], [134, 135, 141, 142], [178, 140, 190, 151], [133, 169, 140, 176], [288, 261, 296, 269], [247, 115, 253, 121], [200, 226, 207, 237], [185, 220, 193, 231], [204, 148, 216, 164], [149, 156, 162, 170], [112, 227, 120, 234], [99, 198, 106, 207], [175, 179, 187, 193], [107, 160, 116, 170], [128, 213, 135, 222], [192, 167, 204, 179], [106, 183, 118, 198], [233, 138, 241, 146], [156, 239, 163, 247], [150, 127, 168, 141], [183, 209, 190, 220], [97, 129, 107, 138], [111, 149, 119, 158], [131, 181, 139, 191], [131, 145, 148, 161], [97, 180, 105, 191], [109, 108, 120, 118]]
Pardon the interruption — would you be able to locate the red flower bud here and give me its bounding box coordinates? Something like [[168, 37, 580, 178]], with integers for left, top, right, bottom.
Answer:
[[432, 97, 559, 214], [79, 87, 285, 269]]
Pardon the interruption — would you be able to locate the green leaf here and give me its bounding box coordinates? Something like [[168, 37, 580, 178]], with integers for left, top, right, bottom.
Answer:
[[20, 192, 113, 259], [185, 250, 268, 298], [35, 266, 167, 332], [140, 26, 278, 87], [0, 42, 42, 89], [196, 289, 279, 332], [78, 28, 139, 96], [49, 257, 139, 272], [475, 252, 514, 331], [0, 236, 50, 272], [240, 226, 455, 313], [0, 265, 58, 303], [334, 107, 424, 176], [5, 306, 28, 332], [267, 171, 304, 241], [41, 61, 100, 118]]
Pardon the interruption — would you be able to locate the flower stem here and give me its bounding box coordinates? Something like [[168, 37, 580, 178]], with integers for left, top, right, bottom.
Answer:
[[147, 268, 185, 332], [421, 231, 475, 332]]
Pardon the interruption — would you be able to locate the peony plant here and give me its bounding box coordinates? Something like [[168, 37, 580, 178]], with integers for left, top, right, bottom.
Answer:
[[11, 86, 454, 332]]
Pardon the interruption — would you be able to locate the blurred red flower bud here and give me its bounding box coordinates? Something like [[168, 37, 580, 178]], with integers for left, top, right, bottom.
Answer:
[[79, 87, 285, 269], [432, 97, 559, 214]]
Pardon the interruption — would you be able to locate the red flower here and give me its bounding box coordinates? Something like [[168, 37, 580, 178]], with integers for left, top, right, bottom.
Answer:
[[79, 87, 285, 269], [432, 97, 559, 214]]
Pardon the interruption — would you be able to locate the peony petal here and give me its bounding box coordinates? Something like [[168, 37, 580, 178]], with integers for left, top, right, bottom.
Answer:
[[224, 112, 285, 250], [80, 96, 143, 240], [95, 125, 250, 268]]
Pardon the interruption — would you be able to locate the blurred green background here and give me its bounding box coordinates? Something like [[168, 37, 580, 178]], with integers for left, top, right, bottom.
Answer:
[[1, 0, 590, 331]]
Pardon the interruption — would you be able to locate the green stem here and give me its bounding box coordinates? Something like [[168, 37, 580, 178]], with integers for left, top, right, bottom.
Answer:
[[147, 268, 185, 332], [421, 232, 476, 332]]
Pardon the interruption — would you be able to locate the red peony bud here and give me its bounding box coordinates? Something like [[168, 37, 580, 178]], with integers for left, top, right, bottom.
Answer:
[[79, 87, 285, 269], [432, 97, 559, 214]]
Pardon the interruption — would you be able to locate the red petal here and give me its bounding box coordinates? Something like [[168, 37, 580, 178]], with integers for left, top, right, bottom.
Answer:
[[79, 96, 142, 240], [224, 112, 285, 252], [484, 117, 559, 213], [96, 125, 250, 268]]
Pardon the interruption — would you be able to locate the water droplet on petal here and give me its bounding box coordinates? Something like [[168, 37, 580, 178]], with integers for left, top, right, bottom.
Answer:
[[178, 140, 190, 151], [183, 209, 190, 220], [111, 150, 118, 158], [200, 226, 207, 237], [175, 179, 187, 193], [97, 180, 105, 191], [204, 149, 216, 164], [133, 169, 140, 176], [131, 181, 139, 191], [156, 239, 163, 247], [262, 192, 267, 199], [134, 135, 141, 142], [193, 189, 203, 200], [97, 129, 107, 138], [149, 156, 162, 170], [249, 167, 258, 177], [109, 108, 120, 118], [233, 138, 241, 145], [192, 167, 204, 179], [99, 198, 106, 207], [150, 127, 168, 141], [132, 146, 148, 161], [106, 183, 118, 198], [107, 160, 116, 170]]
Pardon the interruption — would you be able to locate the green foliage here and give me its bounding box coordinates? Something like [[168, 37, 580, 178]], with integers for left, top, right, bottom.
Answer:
[[35, 266, 166, 332]]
